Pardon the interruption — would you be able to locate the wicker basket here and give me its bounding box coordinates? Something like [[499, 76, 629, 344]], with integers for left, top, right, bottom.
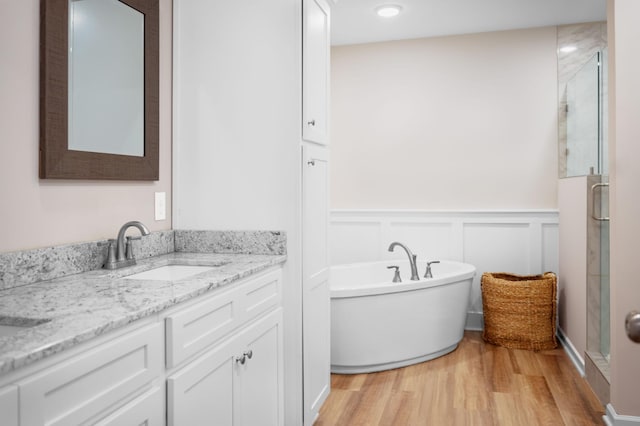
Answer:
[[481, 272, 558, 351]]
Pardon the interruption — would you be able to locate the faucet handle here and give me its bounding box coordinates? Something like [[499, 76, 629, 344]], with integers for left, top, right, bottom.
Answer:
[[424, 260, 440, 279], [387, 265, 402, 283], [99, 239, 117, 267]]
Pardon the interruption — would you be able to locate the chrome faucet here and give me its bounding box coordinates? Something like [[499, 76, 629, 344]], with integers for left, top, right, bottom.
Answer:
[[388, 242, 419, 281], [424, 260, 440, 278], [103, 221, 150, 270]]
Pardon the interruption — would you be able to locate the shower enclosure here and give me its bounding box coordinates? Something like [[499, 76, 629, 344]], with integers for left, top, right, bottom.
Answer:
[[564, 48, 610, 400]]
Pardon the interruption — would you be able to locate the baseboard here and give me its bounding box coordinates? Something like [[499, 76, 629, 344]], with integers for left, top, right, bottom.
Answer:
[[557, 327, 585, 377], [604, 404, 640, 425], [465, 312, 483, 331]]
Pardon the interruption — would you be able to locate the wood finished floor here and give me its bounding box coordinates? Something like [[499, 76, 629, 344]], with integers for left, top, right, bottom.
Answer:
[[315, 331, 604, 426]]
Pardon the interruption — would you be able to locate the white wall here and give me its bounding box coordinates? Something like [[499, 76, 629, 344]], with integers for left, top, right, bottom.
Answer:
[[331, 26, 558, 210], [0, 0, 173, 253], [330, 209, 559, 328], [557, 177, 588, 362], [172, 0, 302, 423]]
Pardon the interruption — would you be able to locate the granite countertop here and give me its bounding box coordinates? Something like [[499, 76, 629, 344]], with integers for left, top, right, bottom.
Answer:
[[0, 252, 286, 376]]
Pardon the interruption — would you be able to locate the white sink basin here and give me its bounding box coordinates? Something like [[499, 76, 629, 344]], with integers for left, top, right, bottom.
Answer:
[[124, 265, 216, 281]]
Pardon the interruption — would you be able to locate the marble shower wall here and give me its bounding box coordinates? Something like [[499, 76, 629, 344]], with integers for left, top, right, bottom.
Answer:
[[557, 22, 607, 178]]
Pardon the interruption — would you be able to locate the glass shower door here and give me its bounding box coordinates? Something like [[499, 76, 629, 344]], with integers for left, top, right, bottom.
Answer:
[[598, 48, 610, 361], [566, 53, 600, 176]]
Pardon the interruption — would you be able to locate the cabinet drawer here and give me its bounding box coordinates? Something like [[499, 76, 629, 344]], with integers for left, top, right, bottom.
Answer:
[[18, 322, 163, 426], [95, 386, 163, 426], [0, 385, 18, 426], [166, 269, 282, 368], [238, 269, 282, 323]]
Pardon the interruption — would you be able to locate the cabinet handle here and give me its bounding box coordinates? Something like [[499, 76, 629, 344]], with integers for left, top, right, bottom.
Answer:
[[307, 157, 325, 167], [307, 119, 315, 126], [235, 350, 253, 365]]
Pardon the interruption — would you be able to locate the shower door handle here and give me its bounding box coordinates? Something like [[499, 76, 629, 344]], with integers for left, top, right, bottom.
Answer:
[[591, 183, 610, 221], [626, 311, 640, 343]]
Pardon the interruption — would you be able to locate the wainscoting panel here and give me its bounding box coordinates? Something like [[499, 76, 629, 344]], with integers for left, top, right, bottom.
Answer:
[[463, 223, 531, 311], [542, 223, 560, 274], [330, 210, 559, 318], [330, 221, 381, 265]]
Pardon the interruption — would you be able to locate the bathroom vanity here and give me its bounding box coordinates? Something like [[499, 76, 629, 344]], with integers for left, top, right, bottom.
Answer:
[[0, 246, 286, 425]]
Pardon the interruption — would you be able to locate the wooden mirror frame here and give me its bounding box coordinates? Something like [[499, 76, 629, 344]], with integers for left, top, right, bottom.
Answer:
[[39, 0, 159, 180]]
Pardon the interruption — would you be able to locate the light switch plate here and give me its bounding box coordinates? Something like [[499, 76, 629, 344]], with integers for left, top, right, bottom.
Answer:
[[155, 192, 166, 221]]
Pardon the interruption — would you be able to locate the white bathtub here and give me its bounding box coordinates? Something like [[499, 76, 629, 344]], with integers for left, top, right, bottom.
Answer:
[[330, 260, 475, 374]]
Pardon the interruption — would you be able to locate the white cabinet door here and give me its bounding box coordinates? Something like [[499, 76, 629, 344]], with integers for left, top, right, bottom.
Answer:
[[167, 338, 237, 426], [0, 385, 18, 426], [236, 309, 284, 426], [302, 143, 331, 425], [302, 0, 330, 145]]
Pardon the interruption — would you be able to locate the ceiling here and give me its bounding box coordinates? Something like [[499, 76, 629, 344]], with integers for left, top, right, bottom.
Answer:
[[331, 0, 607, 45]]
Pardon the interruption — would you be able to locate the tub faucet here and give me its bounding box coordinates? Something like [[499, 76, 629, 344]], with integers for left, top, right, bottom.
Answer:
[[388, 242, 419, 281], [387, 265, 402, 283], [103, 221, 150, 270], [424, 260, 440, 278]]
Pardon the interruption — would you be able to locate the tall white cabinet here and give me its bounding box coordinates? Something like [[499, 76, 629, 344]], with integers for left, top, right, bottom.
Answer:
[[302, 0, 332, 424], [173, 0, 332, 423]]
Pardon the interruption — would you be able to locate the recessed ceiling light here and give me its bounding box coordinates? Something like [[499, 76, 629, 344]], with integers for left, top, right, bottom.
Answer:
[[376, 5, 402, 18], [560, 45, 577, 53]]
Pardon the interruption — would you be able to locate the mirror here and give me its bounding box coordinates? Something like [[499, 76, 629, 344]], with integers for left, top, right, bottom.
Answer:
[[69, 0, 144, 157], [40, 0, 159, 180]]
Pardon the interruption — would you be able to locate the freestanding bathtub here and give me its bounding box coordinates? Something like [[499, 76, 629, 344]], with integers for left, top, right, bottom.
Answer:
[[330, 260, 476, 374]]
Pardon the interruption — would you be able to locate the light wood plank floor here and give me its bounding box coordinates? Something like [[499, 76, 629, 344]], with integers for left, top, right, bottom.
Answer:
[[315, 331, 604, 426]]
